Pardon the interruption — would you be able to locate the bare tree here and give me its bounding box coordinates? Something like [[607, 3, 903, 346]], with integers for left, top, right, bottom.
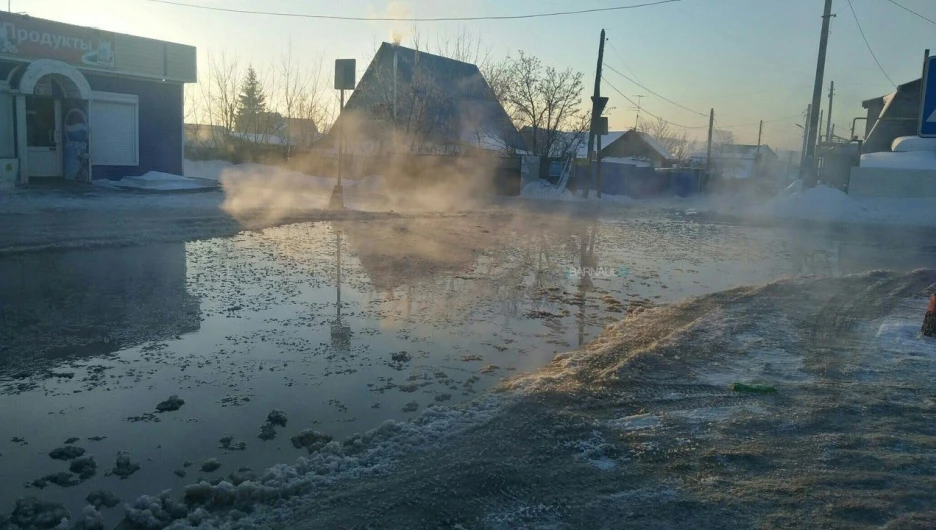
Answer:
[[497, 51, 586, 158], [637, 116, 696, 166], [200, 51, 242, 147]]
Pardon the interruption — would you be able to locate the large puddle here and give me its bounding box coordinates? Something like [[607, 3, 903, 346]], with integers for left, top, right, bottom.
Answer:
[[2, 210, 935, 524]]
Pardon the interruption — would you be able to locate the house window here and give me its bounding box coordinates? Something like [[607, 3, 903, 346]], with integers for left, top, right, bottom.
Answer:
[[91, 91, 139, 166]]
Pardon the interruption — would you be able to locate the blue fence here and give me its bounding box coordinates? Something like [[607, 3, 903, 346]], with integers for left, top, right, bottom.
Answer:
[[572, 162, 701, 198]]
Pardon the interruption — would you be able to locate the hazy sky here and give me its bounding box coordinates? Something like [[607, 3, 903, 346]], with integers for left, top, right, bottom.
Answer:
[[14, 0, 935, 150]]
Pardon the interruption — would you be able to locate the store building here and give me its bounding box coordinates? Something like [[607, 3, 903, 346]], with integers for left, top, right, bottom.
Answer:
[[0, 13, 196, 185]]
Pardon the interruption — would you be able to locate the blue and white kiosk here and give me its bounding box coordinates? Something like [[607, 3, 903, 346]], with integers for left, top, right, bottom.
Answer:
[[0, 13, 196, 185]]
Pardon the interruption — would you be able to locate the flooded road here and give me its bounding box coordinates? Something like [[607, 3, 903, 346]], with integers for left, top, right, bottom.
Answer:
[[2, 209, 935, 526]]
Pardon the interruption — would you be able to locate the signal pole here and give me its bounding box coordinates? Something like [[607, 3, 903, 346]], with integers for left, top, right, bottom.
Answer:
[[803, 0, 834, 187]]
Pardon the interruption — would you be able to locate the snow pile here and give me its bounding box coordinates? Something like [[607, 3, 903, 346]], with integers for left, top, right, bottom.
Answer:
[[891, 135, 936, 153], [734, 180, 936, 226], [746, 182, 868, 223], [119, 399, 503, 528], [94, 171, 217, 191], [520, 179, 577, 201], [521, 178, 640, 204], [860, 150, 936, 171]]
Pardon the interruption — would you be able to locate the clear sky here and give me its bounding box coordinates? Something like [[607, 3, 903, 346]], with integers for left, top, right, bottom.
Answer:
[[13, 0, 935, 150]]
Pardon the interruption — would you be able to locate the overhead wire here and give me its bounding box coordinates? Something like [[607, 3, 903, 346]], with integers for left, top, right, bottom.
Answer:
[[602, 76, 709, 129], [887, 0, 936, 25], [606, 41, 642, 84], [603, 64, 708, 117], [847, 0, 897, 87], [144, 0, 681, 22]]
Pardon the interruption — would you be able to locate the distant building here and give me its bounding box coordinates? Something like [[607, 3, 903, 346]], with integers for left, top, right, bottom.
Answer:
[[330, 42, 523, 154], [861, 78, 921, 154], [599, 130, 673, 168], [691, 144, 779, 179]]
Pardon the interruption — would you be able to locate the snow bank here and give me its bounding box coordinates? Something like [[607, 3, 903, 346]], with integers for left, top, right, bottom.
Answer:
[[520, 179, 578, 201], [747, 183, 865, 222], [891, 135, 936, 153], [860, 150, 936, 171], [521, 179, 640, 204], [744, 181, 936, 227], [94, 171, 217, 191], [121, 399, 503, 529]]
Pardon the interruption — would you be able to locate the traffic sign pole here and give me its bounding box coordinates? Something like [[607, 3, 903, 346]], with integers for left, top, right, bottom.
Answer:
[[919, 52, 936, 137]]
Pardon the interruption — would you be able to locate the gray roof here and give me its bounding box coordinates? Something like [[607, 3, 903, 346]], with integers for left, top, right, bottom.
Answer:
[[635, 132, 671, 160], [337, 43, 523, 150]]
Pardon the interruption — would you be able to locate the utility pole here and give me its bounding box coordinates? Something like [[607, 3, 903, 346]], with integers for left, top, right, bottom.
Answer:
[[584, 29, 607, 199], [803, 0, 834, 187], [826, 80, 834, 143], [800, 103, 811, 169], [705, 108, 714, 189], [596, 133, 603, 199], [755, 119, 763, 178], [817, 109, 824, 152]]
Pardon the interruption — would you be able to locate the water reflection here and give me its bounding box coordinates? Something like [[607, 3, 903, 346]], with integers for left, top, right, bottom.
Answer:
[[0, 243, 201, 371], [331, 230, 352, 350]]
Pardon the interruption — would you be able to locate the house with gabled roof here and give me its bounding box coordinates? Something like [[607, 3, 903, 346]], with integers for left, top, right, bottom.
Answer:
[[599, 130, 673, 168], [329, 43, 523, 155]]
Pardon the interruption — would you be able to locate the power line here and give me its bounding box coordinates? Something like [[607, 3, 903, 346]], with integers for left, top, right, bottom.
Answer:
[[607, 41, 642, 83], [717, 115, 801, 128], [145, 0, 681, 21], [847, 0, 897, 87], [887, 0, 936, 25], [602, 76, 708, 129], [604, 63, 708, 117]]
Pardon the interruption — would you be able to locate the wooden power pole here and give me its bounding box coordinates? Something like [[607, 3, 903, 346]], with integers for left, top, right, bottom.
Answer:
[[803, 0, 834, 187], [755, 119, 763, 178], [584, 29, 607, 199], [705, 108, 714, 187], [800, 103, 811, 169]]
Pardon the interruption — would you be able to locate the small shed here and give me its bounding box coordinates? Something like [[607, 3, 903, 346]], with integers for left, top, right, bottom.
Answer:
[[599, 130, 672, 168]]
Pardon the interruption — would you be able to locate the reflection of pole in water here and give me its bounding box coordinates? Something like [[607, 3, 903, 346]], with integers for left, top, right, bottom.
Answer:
[[336, 230, 342, 318], [576, 219, 599, 347], [331, 229, 352, 350]]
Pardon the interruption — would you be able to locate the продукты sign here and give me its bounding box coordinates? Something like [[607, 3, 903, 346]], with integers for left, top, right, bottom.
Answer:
[[0, 12, 115, 69]]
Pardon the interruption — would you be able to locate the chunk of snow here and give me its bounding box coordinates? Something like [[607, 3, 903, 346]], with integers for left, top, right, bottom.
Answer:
[[891, 135, 936, 153], [860, 150, 936, 170]]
